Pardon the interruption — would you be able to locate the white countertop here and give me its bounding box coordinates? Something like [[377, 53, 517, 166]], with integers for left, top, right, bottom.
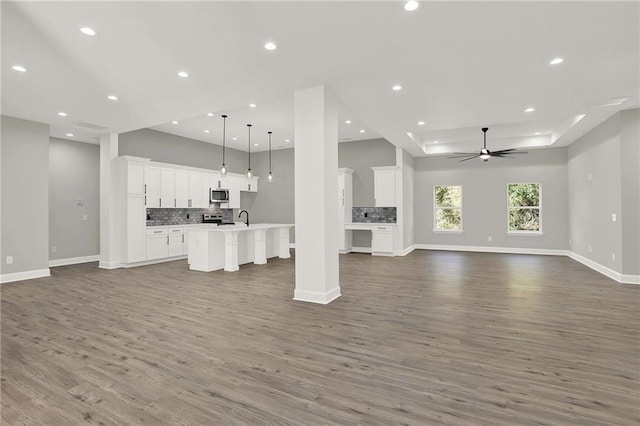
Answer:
[[345, 223, 396, 230], [188, 223, 293, 232]]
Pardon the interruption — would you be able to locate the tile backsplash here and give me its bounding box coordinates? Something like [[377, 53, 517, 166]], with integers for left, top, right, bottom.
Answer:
[[352, 207, 396, 223], [146, 206, 234, 226]]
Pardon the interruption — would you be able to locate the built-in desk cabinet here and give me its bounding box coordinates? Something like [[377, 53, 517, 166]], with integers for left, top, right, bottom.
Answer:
[[372, 166, 397, 207]]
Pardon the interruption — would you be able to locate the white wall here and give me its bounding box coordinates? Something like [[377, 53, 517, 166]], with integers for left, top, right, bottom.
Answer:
[[620, 109, 640, 276], [1, 116, 50, 280], [414, 148, 569, 250], [49, 138, 100, 261]]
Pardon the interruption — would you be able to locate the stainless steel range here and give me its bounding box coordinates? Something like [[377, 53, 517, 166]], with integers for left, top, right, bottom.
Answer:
[[202, 214, 235, 226]]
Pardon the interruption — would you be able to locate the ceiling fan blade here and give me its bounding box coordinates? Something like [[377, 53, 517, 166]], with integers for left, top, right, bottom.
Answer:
[[491, 154, 514, 158], [447, 154, 478, 159], [492, 149, 527, 155], [491, 148, 517, 154], [459, 154, 481, 162]]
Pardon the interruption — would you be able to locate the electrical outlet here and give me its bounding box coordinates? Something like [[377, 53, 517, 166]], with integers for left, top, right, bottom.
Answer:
[[83, 214, 88, 221], [51, 246, 57, 253], [487, 236, 493, 242], [588, 245, 593, 253], [6, 256, 13, 264], [612, 253, 616, 261], [569, 239, 572, 246], [611, 213, 617, 222], [587, 173, 593, 181]]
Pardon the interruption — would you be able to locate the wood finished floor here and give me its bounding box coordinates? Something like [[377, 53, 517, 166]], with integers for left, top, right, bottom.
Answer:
[[1, 251, 639, 425]]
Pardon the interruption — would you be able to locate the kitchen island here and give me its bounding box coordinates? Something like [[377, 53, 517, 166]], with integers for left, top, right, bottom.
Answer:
[[187, 224, 293, 272]]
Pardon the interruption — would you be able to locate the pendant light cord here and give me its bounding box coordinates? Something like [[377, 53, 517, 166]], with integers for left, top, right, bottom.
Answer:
[[268, 131, 272, 173], [221, 115, 227, 164], [247, 124, 252, 170]]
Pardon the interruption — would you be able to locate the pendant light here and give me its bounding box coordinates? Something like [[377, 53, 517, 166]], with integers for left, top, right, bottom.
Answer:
[[246, 124, 253, 179], [220, 115, 228, 176], [267, 131, 274, 182]]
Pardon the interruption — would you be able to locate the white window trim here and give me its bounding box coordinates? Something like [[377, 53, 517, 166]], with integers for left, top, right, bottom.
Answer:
[[507, 182, 542, 233], [433, 185, 463, 232]]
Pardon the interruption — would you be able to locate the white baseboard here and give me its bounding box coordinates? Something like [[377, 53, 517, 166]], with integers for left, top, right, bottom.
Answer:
[[293, 286, 341, 304], [0, 268, 51, 284], [351, 246, 372, 254], [622, 274, 640, 285], [414, 244, 567, 256], [120, 255, 187, 268], [98, 261, 121, 269], [289, 243, 296, 249], [566, 251, 640, 285], [49, 255, 99, 267], [398, 244, 416, 256]]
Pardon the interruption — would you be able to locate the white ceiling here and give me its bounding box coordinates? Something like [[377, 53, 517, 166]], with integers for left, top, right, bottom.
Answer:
[[2, 1, 638, 156]]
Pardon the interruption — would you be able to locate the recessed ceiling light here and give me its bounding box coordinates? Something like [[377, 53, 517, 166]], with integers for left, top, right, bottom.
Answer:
[[204, 130, 210, 133], [171, 121, 179, 124], [249, 103, 256, 108], [232, 137, 238, 141], [524, 107, 536, 113], [433, 141, 439, 144], [345, 120, 351, 124], [418, 121, 425, 126], [264, 42, 277, 51], [359, 129, 365, 133], [392, 84, 402, 91], [285, 139, 291, 142], [207, 112, 213, 117], [80, 26, 96, 36], [254, 143, 259, 146], [57, 112, 68, 117], [535, 132, 541, 135], [66, 133, 74, 137], [11, 65, 26, 72], [550, 57, 564, 65], [404, 0, 419, 11], [177, 71, 189, 78], [107, 95, 118, 101]]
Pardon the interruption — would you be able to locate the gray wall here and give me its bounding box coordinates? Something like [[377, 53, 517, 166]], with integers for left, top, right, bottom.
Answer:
[[241, 148, 295, 241], [1, 116, 50, 276], [119, 128, 247, 173], [414, 148, 569, 250], [568, 109, 639, 276], [338, 138, 396, 207], [568, 113, 623, 272], [620, 109, 640, 275], [339, 138, 396, 247], [49, 138, 100, 260]]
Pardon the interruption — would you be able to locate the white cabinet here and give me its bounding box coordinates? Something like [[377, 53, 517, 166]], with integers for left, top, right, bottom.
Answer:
[[371, 226, 395, 256], [201, 174, 213, 209], [372, 166, 397, 207], [221, 175, 241, 209], [189, 172, 204, 208], [175, 170, 190, 208], [168, 227, 184, 257], [182, 228, 189, 255], [146, 228, 169, 260], [127, 162, 145, 195], [126, 195, 146, 263], [145, 166, 161, 208], [338, 168, 354, 253], [160, 168, 175, 208]]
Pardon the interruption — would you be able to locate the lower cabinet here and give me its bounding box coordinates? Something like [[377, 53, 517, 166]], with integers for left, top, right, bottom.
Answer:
[[168, 228, 184, 257], [371, 226, 395, 256], [147, 229, 169, 260]]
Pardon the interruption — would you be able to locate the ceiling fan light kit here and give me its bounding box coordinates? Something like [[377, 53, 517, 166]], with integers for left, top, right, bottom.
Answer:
[[447, 127, 528, 163]]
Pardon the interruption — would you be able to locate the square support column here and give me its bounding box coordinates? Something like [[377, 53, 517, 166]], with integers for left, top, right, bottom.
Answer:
[[99, 134, 119, 269], [293, 86, 340, 304]]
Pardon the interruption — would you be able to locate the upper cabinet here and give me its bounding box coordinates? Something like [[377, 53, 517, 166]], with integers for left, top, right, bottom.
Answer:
[[137, 159, 257, 210], [372, 166, 397, 207], [144, 166, 161, 208]]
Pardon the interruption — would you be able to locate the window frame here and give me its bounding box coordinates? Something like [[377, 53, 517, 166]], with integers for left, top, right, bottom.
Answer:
[[433, 185, 463, 233], [506, 182, 543, 235]]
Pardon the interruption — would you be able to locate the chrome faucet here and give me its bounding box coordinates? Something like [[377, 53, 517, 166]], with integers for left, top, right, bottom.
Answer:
[[239, 210, 249, 227]]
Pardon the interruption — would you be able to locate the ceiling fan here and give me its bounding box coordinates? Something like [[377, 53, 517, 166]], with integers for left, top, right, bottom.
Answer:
[[447, 127, 527, 162]]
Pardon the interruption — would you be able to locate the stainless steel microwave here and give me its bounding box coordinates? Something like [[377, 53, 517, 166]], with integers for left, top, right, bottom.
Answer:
[[210, 188, 229, 203]]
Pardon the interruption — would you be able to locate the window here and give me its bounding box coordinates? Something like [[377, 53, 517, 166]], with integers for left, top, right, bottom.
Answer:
[[508, 183, 541, 232], [434, 185, 462, 231]]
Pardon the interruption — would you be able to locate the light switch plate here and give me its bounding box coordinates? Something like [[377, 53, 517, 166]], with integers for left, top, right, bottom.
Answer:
[[6, 256, 13, 264], [611, 213, 617, 222]]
